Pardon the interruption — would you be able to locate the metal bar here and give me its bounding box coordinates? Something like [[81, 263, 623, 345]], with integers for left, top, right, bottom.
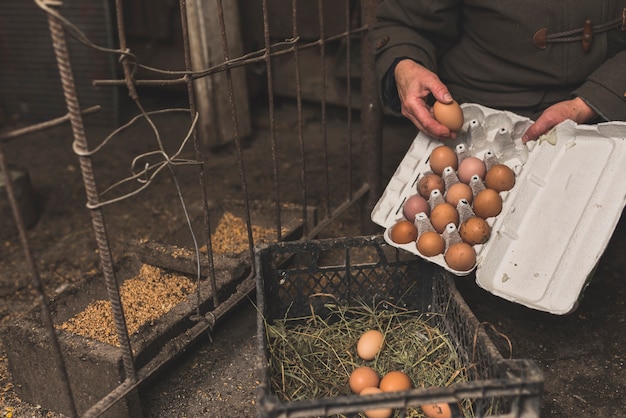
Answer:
[[0, 106, 100, 143], [292, 0, 309, 238], [214, 0, 255, 276], [0, 138, 78, 417], [261, 0, 282, 241], [359, 0, 384, 234], [318, 0, 331, 218], [344, 0, 353, 201], [44, 0, 137, 395], [178, 0, 220, 311], [91, 28, 369, 87]]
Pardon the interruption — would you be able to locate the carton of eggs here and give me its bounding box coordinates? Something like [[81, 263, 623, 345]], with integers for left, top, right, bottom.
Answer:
[[371, 103, 626, 315]]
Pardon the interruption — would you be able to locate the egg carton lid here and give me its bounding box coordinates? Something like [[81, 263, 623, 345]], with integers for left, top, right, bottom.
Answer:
[[371, 103, 626, 315]]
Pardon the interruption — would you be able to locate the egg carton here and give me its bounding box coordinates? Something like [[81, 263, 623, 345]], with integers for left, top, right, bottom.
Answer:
[[371, 103, 626, 314]]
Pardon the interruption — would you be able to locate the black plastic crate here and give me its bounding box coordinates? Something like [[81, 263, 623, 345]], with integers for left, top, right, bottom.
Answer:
[[255, 235, 543, 418]]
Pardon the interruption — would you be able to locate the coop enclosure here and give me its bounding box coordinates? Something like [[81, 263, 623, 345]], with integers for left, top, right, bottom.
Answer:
[[0, 0, 385, 417]]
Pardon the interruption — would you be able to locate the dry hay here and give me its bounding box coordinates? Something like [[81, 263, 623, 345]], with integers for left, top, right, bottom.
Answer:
[[264, 301, 474, 417]]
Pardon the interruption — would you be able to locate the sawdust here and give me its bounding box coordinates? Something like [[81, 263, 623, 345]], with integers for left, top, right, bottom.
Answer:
[[57, 264, 196, 346]]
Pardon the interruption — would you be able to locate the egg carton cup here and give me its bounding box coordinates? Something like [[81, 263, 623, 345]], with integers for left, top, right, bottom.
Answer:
[[372, 103, 626, 314]]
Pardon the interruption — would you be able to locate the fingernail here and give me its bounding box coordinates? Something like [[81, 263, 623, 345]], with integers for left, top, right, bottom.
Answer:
[[522, 134, 529, 143], [443, 93, 452, 102]]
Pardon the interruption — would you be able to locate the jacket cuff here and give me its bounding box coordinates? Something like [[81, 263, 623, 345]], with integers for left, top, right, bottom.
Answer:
[[572, 54, 626, 121]]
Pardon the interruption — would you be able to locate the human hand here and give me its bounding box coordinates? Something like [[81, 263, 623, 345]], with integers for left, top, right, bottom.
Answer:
[[393, 59, 457, 139], [522, 97, 598, 143]]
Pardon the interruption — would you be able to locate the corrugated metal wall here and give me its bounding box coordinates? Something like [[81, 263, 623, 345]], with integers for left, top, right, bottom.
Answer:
[[0, 0, 117, 126]]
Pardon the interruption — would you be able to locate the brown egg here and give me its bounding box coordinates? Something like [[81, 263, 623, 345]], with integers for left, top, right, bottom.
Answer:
[[457, 156, 486, 184], [357, 330, 384, 361], [459, 216, 491, 245], [444, 242, 476, 271], [421, 403, 452, 418], [473, 189, 503, 219], [379, 371, 412, 392], [360, 387, 393, 418], [430, 203, 459, 234], [445, 182, 473, 207], [429, 145, 458, 175], [403, 194, 430, 222], [389, 220, 418, 244], [349, 366, 380, 394], [433, 100, 464, 131], [485, 164, 516, 192], [417, 231, 445, 257], [418, 173, 445, 199]]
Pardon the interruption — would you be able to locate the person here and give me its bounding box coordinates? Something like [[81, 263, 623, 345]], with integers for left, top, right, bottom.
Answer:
[[372, 1, 626, 142]]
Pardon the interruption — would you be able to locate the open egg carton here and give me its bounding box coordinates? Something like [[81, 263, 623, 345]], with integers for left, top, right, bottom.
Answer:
[[372, 103, 626, 314]]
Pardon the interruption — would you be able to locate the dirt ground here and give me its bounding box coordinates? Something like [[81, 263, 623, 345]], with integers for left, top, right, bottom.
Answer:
[[0, 96, 624, 418]]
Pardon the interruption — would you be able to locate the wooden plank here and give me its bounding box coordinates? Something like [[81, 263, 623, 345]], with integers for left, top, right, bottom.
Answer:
[[185, 0, 251, 147]]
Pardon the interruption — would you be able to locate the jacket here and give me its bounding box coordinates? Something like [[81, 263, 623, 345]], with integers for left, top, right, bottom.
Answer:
[[372, 0, 626, 120]]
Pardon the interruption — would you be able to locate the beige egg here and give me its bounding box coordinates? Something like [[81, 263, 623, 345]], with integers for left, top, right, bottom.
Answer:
[[379, 370, 412, 392], [429, 145, 458, 175], [360, 387, 393, 418], [433, 100, 464, 131], [357, 330, 384, 360], [417, 231, 445, 257], [349, 366, 380, 394], [444, 242, 476, 271]]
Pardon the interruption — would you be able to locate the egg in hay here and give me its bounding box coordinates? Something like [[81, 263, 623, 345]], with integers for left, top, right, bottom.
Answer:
[[349, 366, 380, 394], [360, 387, 393, 418], [379, 370, 412, 392], [357, 330, 384, 360]]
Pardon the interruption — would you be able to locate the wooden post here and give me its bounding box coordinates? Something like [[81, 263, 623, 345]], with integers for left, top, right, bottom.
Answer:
[[185, 0, 251, 147]]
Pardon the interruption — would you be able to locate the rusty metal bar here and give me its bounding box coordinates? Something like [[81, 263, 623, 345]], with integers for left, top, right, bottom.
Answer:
[[43, 0, 138, 399], [91, 29, 368, 88], [177, 0, 220, 312], [292, 0, 309, 238], [214, 0, 255, 275], [359, 0, 384, 234], [318, 0, 331, 218], [345, 0, 353, 201], [0, 106, 100, 143], [261, 0, 282, 242], [0, 142, 78, 417]]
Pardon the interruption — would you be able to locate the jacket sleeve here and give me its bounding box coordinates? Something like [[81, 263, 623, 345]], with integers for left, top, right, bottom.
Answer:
[[371, 0, 462, 111], [572, 51, 626, 121]]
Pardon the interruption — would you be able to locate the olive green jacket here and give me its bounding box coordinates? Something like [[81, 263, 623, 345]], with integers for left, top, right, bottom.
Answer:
[[372, 0, 626, 120]]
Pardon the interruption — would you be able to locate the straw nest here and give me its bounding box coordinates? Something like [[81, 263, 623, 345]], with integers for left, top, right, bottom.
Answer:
[[264, 297, 474, 417]]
